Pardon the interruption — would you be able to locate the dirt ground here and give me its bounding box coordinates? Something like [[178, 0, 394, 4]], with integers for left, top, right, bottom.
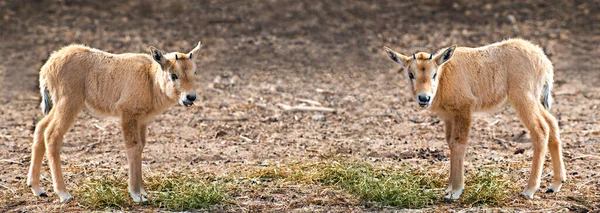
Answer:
[[1, 0, 599, 212]]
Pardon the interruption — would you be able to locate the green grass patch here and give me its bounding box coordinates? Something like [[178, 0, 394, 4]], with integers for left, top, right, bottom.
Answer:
[[77, 175, 133, 210], [318, 162, 445, 208], [461, 167, 519, 206], [75, 161, 519, 211], [145, 173, 226, 211], [316, 161, 518, 208], [248, 166, 290, 180], [77, 172, 226, 211]]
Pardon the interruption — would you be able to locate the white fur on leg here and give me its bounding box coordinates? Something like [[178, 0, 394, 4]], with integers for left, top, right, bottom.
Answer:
[[520, 188, 537, 199], [546, 182, 562, 193], [130, 191, 148, 203], [30, 185, 47, 197], [57, 191, 73, 203], [140, 187, 148, 196], [444, 187, 464, 200]]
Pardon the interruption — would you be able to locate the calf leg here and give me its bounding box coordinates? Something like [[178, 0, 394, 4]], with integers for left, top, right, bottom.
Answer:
[[27, 111, 54, 197], [513, 101, 550, 199], [121, 115, 146, 202], [139, 123, 147, 195], [540, 109, 566, 193], [445, 113, 472, 200], [45, 103, 81, 203], [443, 119, 454, 193]]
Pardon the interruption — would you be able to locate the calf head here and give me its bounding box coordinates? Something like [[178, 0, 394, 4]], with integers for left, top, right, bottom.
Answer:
[[384, 45, 456, 108], [150, 41, 202, 106]]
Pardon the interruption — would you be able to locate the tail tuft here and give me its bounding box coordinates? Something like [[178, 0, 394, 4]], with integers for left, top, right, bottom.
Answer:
[[40, 81, 53, 114], [541, 80, 553, 110]]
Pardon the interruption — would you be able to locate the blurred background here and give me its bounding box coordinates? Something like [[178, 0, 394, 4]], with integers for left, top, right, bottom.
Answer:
[[0, 0, 599, 211], [1, 0, 598, 99]]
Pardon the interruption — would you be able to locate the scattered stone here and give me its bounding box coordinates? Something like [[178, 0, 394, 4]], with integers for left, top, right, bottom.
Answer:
[[311, 114, 326, 121], [507, 14, 516, 24]]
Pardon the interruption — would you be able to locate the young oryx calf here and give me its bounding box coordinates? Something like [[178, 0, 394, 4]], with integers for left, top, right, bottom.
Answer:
[[384, 38, 566, 200], [27, 41, 203, 203]]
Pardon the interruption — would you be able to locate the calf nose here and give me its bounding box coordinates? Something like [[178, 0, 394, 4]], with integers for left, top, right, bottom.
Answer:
[[418, 95, 430, 103], [186, 93, 196, 102]]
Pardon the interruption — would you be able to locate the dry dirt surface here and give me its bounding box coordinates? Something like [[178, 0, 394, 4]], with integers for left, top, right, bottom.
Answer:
[[1, 0, 599, 212]]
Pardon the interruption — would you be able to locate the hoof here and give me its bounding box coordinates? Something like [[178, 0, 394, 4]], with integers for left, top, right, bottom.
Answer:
[[444, 193, 460, 200], [547, 182, 562, 193], [519, 192, 534, 200], [444, 187, 463, 200], [58, 193, 74, 204], [60, 196, 74, 204], [520, 188, 536, 200], [31, 187, 46, 198], [130, 192, 148, 203]]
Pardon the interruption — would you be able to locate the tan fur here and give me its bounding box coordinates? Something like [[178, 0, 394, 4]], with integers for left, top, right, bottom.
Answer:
[[385, 38, 565, 200], [27, 41, 203, 203]]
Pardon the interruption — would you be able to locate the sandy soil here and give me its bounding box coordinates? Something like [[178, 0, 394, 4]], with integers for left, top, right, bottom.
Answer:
[[0, 0, 599, 212]]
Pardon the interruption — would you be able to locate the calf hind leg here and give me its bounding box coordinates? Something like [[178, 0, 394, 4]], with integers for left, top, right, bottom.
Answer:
[[513, 100, 550, 199], [45, 102, 82, 203], [540, 109, 566, 193], [27, 111, 54, 197]]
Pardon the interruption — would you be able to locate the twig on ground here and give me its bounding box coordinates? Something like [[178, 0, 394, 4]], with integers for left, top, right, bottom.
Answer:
[[0, 159, 22, 165], [296, 98, 322, 106], [577, 179, 595, 190], [554, 90, 578, 96], [488, 119, 501, 126], [254, 103, 278, 111], [199, 117, 249, 122], [276, 103, 336, 113], [572, 155, 600, 160], [0, 184, 16, 194], [315, 88, 334, 94], [240, 135, 253, 142]]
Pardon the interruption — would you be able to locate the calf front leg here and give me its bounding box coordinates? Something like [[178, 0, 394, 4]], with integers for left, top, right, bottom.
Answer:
[[121, 115, 146, 202], [445, 113, 472, 200], [139, 123, 148, 196], [443, 119, 454, 193]]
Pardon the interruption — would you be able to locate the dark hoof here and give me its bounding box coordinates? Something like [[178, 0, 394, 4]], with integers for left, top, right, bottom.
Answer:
[[519, 193, 533, 200], [39, 192, 48, 197], [545, 188, 555, 193], [28, 184, 32, 188]]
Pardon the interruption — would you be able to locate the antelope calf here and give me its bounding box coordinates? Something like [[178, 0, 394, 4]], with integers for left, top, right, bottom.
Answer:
[[384, 38, 566, 200], [27, 41, 203, 203]]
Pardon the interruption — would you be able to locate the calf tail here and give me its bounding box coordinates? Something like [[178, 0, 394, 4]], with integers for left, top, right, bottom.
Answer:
[[40, 78, 53, 115], [541, 77, 553, 110]]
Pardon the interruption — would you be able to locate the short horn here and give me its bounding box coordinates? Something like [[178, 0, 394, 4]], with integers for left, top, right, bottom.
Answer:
[[429, 54, 432, 60], [413, 54, 416, 60]]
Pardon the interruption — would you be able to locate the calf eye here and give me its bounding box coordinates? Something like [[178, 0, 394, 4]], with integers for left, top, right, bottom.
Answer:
[[408, 72, 415, 79], [432, 73, 437, 79], [170, 73, 179, 80]]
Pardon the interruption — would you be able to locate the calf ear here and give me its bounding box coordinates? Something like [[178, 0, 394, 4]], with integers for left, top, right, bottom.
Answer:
[[434, 44, 457, 66], [384, 46, 410, 67], [188, 41, 202, 60], [149, 46, 167, 65]]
